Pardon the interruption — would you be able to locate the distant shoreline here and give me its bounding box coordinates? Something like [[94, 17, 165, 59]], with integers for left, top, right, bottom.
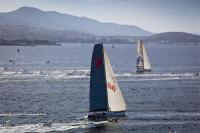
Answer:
[[0, 39, 61, 46], [0, 44, 61, 46], [0, 42, 199, 46]]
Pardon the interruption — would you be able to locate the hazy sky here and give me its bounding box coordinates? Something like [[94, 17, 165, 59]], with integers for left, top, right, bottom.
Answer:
[[0, 0, 199, 33]]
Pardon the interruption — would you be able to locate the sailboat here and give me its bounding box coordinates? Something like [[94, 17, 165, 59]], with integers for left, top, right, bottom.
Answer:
[[136, 40, 151, 73], [88, 43, 126, 120]]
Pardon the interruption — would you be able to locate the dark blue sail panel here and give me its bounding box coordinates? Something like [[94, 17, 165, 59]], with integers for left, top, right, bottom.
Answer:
[[90, 43, 108, 112]]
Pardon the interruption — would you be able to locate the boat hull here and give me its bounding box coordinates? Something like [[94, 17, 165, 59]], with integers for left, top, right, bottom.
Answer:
[[88, 111, 125, 121], [136, 69, 144, 73], [136, 68, 151, 74]]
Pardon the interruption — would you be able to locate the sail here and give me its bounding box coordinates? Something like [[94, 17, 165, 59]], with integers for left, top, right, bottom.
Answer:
[[104, 50, 126, 112], [90, 44, 108, 112], [136, 40, 151, 71], [136, 42, 144, 69], [137, 41, 143, 58], [143, 45, 151, 70]]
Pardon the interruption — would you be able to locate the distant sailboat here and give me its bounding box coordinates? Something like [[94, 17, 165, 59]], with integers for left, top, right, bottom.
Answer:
[[136, 40, 151, 73], [112, 44, 114, 49], [88, 43, 126, 120], [17, 49, 20, 53]]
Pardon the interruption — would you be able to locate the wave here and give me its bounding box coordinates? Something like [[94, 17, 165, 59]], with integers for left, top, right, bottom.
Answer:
[[118, 77, 188, 82], [0, 111, 199, 132], [0, 113, 46, 117], [127, 111, 200, 119], [117, 72, 200, 81], [116, 72, 198, 77], [0, 118, 199, 132], [87, 120, 110, 128], [0, 121, 87, 133], [0, 120, 112, 133], [123, 120, 200, 127], [0, 69, 199, 82], [0, 69, 90, 81]]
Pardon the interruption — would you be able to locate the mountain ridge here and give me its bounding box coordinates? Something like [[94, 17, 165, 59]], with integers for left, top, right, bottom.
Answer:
[[143, 32, 200, 44], [0, 24, 199, 44], [0, 6, 152, 36]]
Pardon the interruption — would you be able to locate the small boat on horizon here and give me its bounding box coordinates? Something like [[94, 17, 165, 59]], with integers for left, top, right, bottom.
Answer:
[[112, 44, 114, 49], [136, 40, 152, 73], [17, 49, 20, 53], [88, 43, 126, 120], [45, 60, 50, 64]]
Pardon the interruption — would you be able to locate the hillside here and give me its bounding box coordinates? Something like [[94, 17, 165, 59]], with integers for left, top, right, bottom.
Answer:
[[0, 25, 94, 42], [0, 7, 199, 45], [0, 6, 151, 36], [144, 32, 200, 44], [0, 25, 199, 44], [0, 25, 136, 44]]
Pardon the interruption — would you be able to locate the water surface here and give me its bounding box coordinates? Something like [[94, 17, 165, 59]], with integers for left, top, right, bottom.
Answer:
[[0, 43, 199, 132]]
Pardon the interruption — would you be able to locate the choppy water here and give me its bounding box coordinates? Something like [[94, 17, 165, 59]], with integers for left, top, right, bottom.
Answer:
[[0, 43, 199, 133]]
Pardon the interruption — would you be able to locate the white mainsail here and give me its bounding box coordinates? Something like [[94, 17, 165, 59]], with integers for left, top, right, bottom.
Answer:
[[137, 42, 143, 68], [104, 50, 126, 112], [137, 42, 142, 58]]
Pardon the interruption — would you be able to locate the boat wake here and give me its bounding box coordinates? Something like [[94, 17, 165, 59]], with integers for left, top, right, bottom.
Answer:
[[0, 118, 113, 133], [0, 121, 87, 133], [87, 120, 110, 128], [0, 111, 199, 133]]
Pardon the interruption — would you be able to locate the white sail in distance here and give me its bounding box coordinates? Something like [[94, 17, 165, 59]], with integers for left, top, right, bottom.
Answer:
[[136, 40, 151, 72], [104, 50, 126, 112], [142, 44, 151, 70], [137, 42, 144, 69], [137, 42, 142, 57]]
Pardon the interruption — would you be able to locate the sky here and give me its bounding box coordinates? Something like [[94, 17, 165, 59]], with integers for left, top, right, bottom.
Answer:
[[0, 0, 199, 33]]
